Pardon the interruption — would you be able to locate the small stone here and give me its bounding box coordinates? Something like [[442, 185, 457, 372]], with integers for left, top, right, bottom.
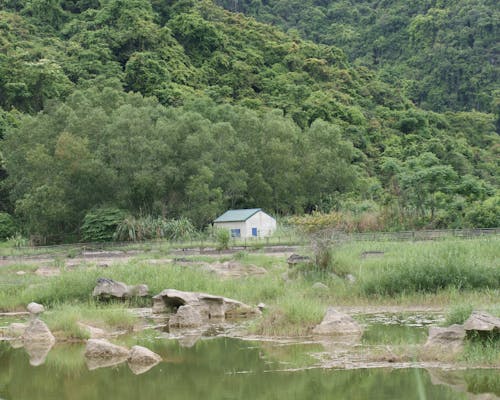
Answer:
[[27, 302, 45, 315], [16, 271, 26, 276], [345, 274, 356, 283], [312, 282, 329, 290]]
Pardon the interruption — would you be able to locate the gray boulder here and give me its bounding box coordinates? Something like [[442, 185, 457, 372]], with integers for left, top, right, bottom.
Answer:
[[424, 324, 465, 353], [312, 308, 363, 337], [169, 305, 204, 328], [287, 254, 311, 268], [22, 319, 56, 366], [464, 311, 500, 334], [84, 339, 129, 370], [152, 289, 260, 323], [6, 322, 27, 349], [128, 345, 162, 375], [92, 278, 149, 299], [27, 302, 45, 316]]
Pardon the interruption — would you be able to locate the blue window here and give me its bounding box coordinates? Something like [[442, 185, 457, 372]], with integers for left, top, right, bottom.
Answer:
[[230, 229, 241, 237], [252, 228, 258, 237]]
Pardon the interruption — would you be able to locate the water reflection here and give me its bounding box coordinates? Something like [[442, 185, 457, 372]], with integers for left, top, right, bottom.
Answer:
[[1, 339, 498, 400]]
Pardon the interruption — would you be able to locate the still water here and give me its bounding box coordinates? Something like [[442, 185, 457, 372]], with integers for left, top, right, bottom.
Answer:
[[0, 337, 498, 400]]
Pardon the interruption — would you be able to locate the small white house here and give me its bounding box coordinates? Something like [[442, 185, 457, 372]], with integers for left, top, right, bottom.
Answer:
[[213, 208, 276, 238]]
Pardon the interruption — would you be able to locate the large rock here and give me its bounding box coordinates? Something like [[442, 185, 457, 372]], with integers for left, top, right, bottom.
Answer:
[[22, 319, 56, 366], [423, 324, 465, 353], [152, 289, 260, 322], [22, 319, 55, 344], [169, 305, 204, 328], [312, 308, 363, 337], [6, 322, 27, 349], [84, 339, 129, 370], [92, 278, 149, 299], [27, 302, 45, 316], [464, 311, 500, 334], [128, 345, 161, 375]]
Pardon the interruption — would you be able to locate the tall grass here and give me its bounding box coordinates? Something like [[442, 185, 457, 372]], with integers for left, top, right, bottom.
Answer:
[[359, 239, 499, 296]]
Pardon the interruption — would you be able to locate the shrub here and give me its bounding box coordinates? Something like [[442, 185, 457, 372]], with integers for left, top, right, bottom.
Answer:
[[443, 304, 473, 326], [0, 212, 16, 240], [114, 216, 196, 241], [80, 208, 126, 242], [215, 228, 230, 250]]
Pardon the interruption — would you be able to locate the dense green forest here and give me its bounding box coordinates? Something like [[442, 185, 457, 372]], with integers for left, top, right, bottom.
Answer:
[[0, 0, 498, 242], [216, 0, 499, 114]]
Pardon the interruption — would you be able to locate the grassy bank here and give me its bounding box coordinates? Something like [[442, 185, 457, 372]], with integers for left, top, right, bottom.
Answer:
[[0, 237, 498, 341]]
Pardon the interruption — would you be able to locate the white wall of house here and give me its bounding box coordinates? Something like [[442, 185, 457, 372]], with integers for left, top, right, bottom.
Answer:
[[245, 211, 276, 237], [213, 221, 247, 238], [213, 211, 276, 238]]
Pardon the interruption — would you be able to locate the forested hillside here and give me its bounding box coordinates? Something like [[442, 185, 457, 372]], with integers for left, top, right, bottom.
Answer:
[[216, 0, 499, 114], [0, 0, 498, 242]]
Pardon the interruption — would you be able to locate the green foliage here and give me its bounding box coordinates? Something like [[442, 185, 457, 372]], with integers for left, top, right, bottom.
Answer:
[[114, 215, 196, 241], [443, 304, 473, 326], [0, 212, 16, 240], [361, 242, 500, 296], [217, 0, 500, 114], [215, 228, 230, 250], [0, 0, 498, 240], [80, 208, 126, 242]]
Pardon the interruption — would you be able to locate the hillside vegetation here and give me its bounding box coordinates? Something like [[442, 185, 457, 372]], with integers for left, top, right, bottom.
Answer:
[[216, 0, 500, 115], [0, 0, 498, 241]]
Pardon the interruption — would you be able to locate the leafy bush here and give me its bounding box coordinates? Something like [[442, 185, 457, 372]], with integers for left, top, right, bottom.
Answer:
[[0, 212, 16, 240], [80, 208, 126, 242], [114, 216, 196, 241], [215, 228, 230, 250], [465, 196, 500, 228]]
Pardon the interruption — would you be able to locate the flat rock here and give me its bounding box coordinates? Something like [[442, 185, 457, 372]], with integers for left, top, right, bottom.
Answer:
[[287, 254, 311, 267], [128, 345, 161, 375], [35, 267, 61, 277], [312, 282, 329, 290], [152, 289, 261, 322], [84, 339, 129, 370], [424, 324, 465, 353], [169, 305, 204, 328], [312, 308, 363, 337], [464, 311, 500, 333], [92, 277, 149, 299], [27, 302, 45, 315], [202, 261, 267, 279]]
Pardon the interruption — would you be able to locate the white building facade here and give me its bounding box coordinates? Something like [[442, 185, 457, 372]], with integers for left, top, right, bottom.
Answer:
[[213, 208, 276, 238]]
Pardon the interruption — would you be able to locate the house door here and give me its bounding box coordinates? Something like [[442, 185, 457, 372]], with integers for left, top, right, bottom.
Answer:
[[252, 228, 258, 237]]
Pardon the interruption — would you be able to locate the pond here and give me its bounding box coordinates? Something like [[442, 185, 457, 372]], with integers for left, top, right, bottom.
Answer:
[[1, 336, 498, 400]]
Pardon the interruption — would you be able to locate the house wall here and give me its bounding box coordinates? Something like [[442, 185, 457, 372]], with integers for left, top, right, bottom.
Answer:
[[246, 211, 276, 238], [213, 211, 276, 238], [213, 221, 247, 238]]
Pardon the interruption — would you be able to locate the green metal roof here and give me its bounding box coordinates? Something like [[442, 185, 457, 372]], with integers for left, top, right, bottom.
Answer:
[[214, 208, 261, 223]]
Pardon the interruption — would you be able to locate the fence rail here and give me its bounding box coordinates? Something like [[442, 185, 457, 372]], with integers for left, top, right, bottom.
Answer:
[[1, 228, 499, 258]]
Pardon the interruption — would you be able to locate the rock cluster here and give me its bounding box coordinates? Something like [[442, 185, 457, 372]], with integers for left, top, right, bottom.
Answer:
[[4, 303, 55, 366], [92, 277, 149, 299], [152, 289, 261, 328], [423, 310, 500, 357], [84, 339, 161, 374]]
